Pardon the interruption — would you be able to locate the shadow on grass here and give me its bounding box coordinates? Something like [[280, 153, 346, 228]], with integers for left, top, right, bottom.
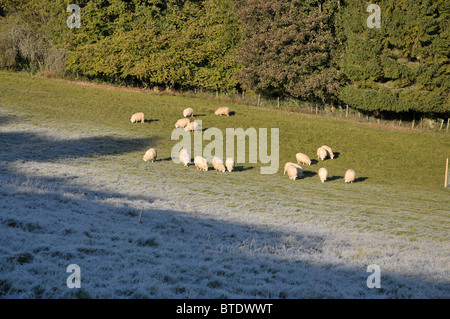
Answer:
[[354, 177, 368, 183], [301, 170, 317, 178], [0, 164, 447, 299], [328, 175, 343, 182], [0, 115, 19, 126], [234, 166, 254, 172], [155, 157, 173, 162], [0, 131, 155, 162], [144, 119, 159, 124]]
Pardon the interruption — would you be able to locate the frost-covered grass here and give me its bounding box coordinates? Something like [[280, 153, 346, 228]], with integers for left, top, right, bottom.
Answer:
[[0, 71, 449, 298]]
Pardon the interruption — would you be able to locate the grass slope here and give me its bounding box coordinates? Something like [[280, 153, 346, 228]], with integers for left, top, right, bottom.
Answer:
[[1, 71, 449, 190], [0, 71, 449, 298]]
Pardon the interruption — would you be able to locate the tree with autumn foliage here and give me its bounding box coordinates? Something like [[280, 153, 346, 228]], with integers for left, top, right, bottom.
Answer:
[[234, 0, 344, 105]]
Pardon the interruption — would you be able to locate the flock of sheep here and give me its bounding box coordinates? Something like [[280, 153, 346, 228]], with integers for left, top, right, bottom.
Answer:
[[132, 106, 234, 173], [284, 147, 357, 183], [132, 107, 357, 183]]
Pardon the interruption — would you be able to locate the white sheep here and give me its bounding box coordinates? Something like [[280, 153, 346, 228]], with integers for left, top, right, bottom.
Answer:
[[344, 169, 356, 183], [286, 165, 302, 180], [179, 148, 191, 166], [283, 162, 302, 174], [225, 158, 235, 172], [142, 148, 157, 162], [175, 118, 190, 128], [212, 156, 226, 172], [318, 167, 328, 183], [317, 147, 328, 161], [184, 121, 200, 132], [295, 153, 311, 166], [194, 156, 208, 171], [320, 145, 335, 159], [130, 112, 145, 123], [214, 106, 230, 116], [183, 108, 194, 117]]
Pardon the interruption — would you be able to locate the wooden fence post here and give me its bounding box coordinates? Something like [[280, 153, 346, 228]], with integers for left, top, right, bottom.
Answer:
[[445, 158, 448, 188]]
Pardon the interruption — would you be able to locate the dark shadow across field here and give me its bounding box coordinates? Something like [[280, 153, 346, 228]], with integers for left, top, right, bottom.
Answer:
[[0, 165, 447, 299], [0, 131, 154, 162]]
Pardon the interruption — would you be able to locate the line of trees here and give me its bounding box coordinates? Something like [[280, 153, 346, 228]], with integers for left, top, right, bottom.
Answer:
[[0, 0, 448, 116]]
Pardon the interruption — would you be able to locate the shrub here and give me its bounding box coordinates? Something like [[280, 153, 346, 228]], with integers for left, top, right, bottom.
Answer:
[[0, 13, 66, 75]]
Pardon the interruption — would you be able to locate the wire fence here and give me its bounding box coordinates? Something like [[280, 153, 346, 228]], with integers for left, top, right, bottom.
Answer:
[[183, 89, 450, 134]]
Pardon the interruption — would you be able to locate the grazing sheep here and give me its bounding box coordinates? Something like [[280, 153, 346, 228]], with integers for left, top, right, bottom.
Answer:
[[179, 148, 189, 157], [320, 145, 335, 159], [283, 162, 302, 174], [184, 121, 200, 132], [295, 153, 311, 166], [143, 148, 157, 162], [344, 169, 356, 183], [317, 147, 328, 161], [318, 167, 329, 183], [194, 156, 208, 171], [287, 165, 302, 180], [183, 108, 194, 117], [225, 158, 235, 172], [130, 112, 145, 123], [175, 118, 190, 128], [212, 156, 226, 172], [214, 107, 230, 116], [179, 148, 191, 166]]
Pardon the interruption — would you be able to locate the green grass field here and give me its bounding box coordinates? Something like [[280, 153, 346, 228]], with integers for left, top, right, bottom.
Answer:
[[1, 71, 448, 188], [0, 70, 449, 243]]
